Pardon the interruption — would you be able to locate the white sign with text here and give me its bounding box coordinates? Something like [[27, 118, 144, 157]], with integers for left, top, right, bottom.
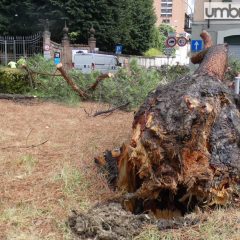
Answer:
[[204, 2, 240, 19]]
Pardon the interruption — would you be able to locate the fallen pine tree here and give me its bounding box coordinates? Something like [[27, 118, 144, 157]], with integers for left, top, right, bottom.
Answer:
[[69, 31, 240, 239]]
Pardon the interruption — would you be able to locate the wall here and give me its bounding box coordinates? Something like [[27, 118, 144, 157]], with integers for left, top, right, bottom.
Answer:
[[119, 45, 190, 68]]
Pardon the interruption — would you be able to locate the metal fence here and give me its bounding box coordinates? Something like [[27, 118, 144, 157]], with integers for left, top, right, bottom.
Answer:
[[0, 32, 43, 65]]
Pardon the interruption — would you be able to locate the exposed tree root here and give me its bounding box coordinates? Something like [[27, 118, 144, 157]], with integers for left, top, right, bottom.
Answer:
[[93, 30, 240, 219]]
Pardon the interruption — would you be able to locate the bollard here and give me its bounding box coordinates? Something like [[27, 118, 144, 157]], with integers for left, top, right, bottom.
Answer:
[[235, 77, 240, 94]]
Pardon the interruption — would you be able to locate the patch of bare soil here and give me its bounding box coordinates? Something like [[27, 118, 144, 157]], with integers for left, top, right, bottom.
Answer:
[[0, 99, 133, 239]]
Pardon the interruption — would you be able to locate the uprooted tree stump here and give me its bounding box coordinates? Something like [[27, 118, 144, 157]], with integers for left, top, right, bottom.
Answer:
[[69, 31, 240, 239], [94, 31, 240, 217]]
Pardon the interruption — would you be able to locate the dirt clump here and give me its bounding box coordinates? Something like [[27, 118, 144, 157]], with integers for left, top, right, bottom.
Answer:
[[68, 203, 150, 240], [68, 202, 208, 240]]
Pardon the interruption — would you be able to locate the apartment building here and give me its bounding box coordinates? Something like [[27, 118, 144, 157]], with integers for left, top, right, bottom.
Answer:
[[192, 0, 240, 58], [154, 0, 189, 33]]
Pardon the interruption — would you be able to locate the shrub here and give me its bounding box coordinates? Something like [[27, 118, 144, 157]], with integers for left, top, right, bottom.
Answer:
[[144, 48, 163, 57], [27, 55, 81, 105], [26, 55, 190, 109], [0, 67, 29, 94], [225, 58, 240, 81], [91, 60, 162, 109], [168, 64, 190, 76]]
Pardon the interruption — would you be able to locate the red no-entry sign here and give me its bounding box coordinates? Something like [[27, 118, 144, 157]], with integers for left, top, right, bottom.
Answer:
[[166, 37, 177, 48], [177, 37, 188, 47]]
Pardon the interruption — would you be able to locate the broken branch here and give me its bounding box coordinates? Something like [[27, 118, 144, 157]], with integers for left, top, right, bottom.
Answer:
[[0, 94, 36, 100], [1, 140, 48, 150], [88, 73, 114, 91], [93, 102, 130, 117], [57, 63, 89, 99]]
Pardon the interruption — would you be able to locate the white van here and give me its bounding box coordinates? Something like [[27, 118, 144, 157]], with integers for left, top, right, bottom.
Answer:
[[73, 53, 121, 74]]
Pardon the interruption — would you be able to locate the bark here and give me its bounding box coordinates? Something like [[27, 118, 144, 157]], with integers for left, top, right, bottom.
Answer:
[[88, 73, 114, 91], [57, 63, 89, 99], [191, 31, 228, 81], [0, 93, 36, 100], [194, 44, 228, 81], [95, 31, 240, 218]]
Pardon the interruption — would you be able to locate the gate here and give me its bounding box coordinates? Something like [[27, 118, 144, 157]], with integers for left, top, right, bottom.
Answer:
[[0, 32, 43, 65]]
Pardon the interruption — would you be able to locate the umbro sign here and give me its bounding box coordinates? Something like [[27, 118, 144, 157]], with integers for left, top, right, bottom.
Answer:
[[204, 2, 240, 19]]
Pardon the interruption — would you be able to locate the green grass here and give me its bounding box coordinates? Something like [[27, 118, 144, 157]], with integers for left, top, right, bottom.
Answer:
[[53, 163, 87, 195], [0, 202, 48, 240], [52, 163, 90, 212], [0, 204, 41, 227], [17, 154, 38, 174]]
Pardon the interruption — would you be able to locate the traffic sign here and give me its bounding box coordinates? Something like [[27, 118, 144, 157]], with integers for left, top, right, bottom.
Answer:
[[115, 44, 123, 54], [44, 44, 50, 51], [179, 32, 186, 37], [191, 40, 203, 52], [177, 37, 187, 47], [164, 48, 174, 56], [166, 37, 177, 48], [54, 52, 61, 65], [43, 50, 51, 60], [168, 32, 176, 37]]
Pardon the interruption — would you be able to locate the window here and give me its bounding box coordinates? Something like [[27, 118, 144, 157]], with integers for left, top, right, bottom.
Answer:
[[162, 19, 170, 23], [161, 3, 172, 7], [161, 14, 172, 17], [161, 8, 172, 13]]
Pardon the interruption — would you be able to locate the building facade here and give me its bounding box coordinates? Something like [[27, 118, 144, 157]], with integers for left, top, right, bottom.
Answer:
[[192, 0, 240, 59], [154, 0, 188, 33]]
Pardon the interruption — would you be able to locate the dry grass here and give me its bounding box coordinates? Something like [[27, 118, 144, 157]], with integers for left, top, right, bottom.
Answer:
[[0, 100, 132, 239], [0, 99, 239, 240], [135, 208, 240, 240]]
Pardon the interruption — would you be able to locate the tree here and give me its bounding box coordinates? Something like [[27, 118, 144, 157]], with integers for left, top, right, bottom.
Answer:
[[54, 0, 156, 54], [125, 0, 156, 54], [92, 31, 239, 223], [0, 0, 156, 54], [0, 0, 38, 35], [149, 24, 175, 53]]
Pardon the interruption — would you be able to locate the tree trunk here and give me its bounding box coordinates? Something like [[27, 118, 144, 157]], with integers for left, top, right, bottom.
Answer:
[[95, 31, 240, 218]]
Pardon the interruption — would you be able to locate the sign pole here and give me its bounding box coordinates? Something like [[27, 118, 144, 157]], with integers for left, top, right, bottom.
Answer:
[[235, 77, 240, 94]]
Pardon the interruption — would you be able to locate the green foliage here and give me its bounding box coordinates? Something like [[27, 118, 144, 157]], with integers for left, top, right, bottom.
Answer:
[[144, 48, 163, 57], [148, 24, 176, 55], [158, 23, 176, 37], [167, 64, 190, 76], [0, 67, 29, 93], [26, 55, 189, 109], [90, 59, 162, 109], [27, 55, 81, 105], [150, 26, 166, 52], [0, 0, 156, 54], [0, 0, 39, 35], [69, 31, 80, 43], [225, 58, 240, 81], [126, 0, 156, 54]]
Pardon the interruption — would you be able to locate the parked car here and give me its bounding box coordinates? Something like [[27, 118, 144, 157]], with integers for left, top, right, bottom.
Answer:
[[73, 53, 121, 74]]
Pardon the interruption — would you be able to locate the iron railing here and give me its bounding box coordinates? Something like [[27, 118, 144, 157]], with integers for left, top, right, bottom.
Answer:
[[0, 32, 43, 65]]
